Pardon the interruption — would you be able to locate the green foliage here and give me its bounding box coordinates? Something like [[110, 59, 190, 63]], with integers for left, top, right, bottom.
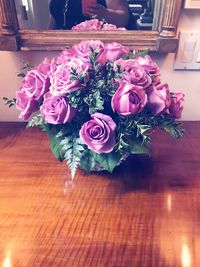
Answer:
[[135, 123, 152, 144], [129, 49, 150, 59], [158, 117, 184, 138], [17, 62, 33, 78], [27, 112, 48, 132], [93, 151, 122, 173], [60, 134, 85, 178], [116, 116, 151, 155], [84, 90, 104, 114], [80, 149, 96, 172], [49, 134, 65, 161], [67, 90, 83, 111], [3, 97, 16, 108], [128, 139, 150, 154]]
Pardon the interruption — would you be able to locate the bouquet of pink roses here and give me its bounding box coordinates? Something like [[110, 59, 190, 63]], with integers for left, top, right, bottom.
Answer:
[[71, 18, 126, 31], [4, 40, 184, 178]]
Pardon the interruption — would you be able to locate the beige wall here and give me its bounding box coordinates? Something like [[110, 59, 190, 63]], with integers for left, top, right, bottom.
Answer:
[[0, 9, 200, 121]]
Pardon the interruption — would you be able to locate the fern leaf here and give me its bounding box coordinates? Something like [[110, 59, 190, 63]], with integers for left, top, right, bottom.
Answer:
[[61, 135, 85, 179]]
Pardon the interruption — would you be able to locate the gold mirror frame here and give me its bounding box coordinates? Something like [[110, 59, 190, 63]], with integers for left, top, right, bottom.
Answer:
[[0, 0, 182, 52]]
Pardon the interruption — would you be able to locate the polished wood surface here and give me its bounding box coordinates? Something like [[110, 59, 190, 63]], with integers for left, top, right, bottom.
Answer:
[[0, 122, 200, 267]]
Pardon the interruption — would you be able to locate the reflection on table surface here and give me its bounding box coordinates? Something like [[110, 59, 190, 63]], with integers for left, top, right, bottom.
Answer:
[[0, 121, 200, 267]]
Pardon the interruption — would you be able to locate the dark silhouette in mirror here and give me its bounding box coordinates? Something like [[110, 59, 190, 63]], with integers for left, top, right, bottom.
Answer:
[[48, 0, 138, 30], [14, 0, 155, 30]]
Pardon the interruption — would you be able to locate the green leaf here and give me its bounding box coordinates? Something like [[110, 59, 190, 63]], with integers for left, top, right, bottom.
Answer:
[[17, 62, 33, 77], [135, 123, 152, 144], [80, 149, 96, 172], [3, 97, 16, 108], [161, 121, 184, 138], [49, 134, 65, 161], [130, 49, 150, 59], [27, 112, 48, 132], [60, 135, 85, 178], [83, 90, 104, 114], [94, 151, 121, 173], [129, 139, 150, 154], [67, 89, 83, 111]]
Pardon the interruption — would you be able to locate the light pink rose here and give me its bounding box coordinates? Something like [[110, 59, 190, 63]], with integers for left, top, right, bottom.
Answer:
[[50, 49, 77, 74], [36, 58, 51, 78], [16, 91, 38, 120], [169, 92, 185, 119], [72, 19, 103, 30], [80, 113, 116, 154], [102, 23, 126, 30], [20, 69, 49, 101], [111, 81, 147, 116], [102, 23, 117, 30], [105, 42, 129, 62], [72, 40, 107, 66], [40, 92, 76, 124], [134, 55, 161, 85], [50, 58, 89, 95], [114, 59, 152, 89], [146, 83, 171, 115]]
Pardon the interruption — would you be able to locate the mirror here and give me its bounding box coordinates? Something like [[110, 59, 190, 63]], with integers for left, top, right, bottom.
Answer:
[[0, 0, 182, 52], [14, 0, 156, 31]]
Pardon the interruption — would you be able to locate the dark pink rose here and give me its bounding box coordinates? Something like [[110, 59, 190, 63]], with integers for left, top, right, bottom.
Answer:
[[72, 40, 107, 66], [114, 59, 152, 89], [72, 19, 103, 30], [16, 91, 38, 120], [40, 92, 76, 124], [105, 42, 129, 62], [169, 92, 185, 119], [80, 113, 116, 154], [146, 83, 171, 115], [111, 81, 147, 116], [21, 69, 49, 101], [50, 58, 89, 95], [134, 55, 161, 85]]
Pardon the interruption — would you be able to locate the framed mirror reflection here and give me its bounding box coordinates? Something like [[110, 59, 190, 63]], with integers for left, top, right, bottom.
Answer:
[[0, 0, 182, 52], [15, 0, 156, 31]]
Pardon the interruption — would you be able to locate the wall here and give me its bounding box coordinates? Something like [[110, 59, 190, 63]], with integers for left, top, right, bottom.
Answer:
[[0, 9, 200, 121]]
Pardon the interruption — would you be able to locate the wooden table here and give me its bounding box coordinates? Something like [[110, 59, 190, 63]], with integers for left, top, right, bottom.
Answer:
[[0, 122, 200, 267]]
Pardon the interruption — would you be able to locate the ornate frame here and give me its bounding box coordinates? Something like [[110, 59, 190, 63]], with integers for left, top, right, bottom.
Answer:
[[0, 0, 182, 52]]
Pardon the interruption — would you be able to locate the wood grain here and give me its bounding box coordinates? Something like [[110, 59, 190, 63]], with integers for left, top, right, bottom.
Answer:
[[0, 122, 200, 267]]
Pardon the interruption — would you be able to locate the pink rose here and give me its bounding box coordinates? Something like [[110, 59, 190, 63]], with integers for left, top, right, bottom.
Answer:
[[36, 58, 51, 78], [146, 83, 171, 115], [102, 23, 126, 30], [72, 19, 103, 30], [105, 42, 129, 62], [50, 49, 77, 74], [111, 81, 147, 116], [134, 55, 161, 85], [114, 59, 152, 89], [169, 92, 185, 119], [102, 23, 117, 30], [40, 92, 76, 124], [16, 91, 38, 120], [80, 113, 116, 154], [50, 58, 89, 95], [20, 69, 49, 101], [72, 40, 107, 66]]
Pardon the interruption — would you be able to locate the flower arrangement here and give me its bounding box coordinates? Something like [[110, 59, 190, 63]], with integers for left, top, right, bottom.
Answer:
[[72, 19, 126, 31], [4, 40, 184, 178]]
